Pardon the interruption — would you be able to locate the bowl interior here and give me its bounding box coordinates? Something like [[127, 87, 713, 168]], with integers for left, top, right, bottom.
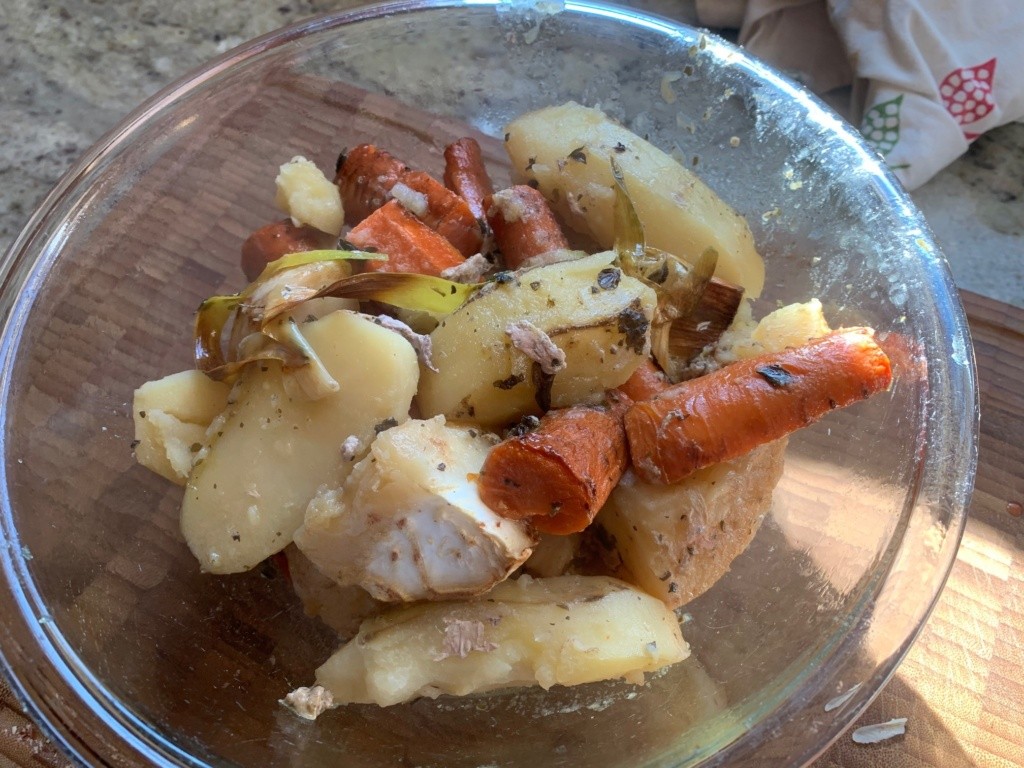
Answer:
[[0, 3, 974, 767]]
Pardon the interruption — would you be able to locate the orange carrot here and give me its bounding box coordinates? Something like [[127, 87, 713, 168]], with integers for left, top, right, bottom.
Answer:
[[335, 144, 408, 225], [486, 185, 569, 270], [624, 328, 893, 484], [617, 358, 671, 401], [347, 200, 464, 276], [478, 393, 631, 535], [240, 219, 330, 282], [398, 171, 483, 257], [443, 137, 494, 221]]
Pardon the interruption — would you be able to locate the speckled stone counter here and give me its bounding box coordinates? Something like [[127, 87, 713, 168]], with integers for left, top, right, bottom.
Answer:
[[2, 0, 1021, 306]]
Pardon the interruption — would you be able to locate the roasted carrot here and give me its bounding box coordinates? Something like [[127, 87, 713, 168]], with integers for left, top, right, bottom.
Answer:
[[240, 219, 331, 282], [624, 328, 893, 484], [617, 358, 671, 401], [486, 185, 570, 270], [443, 137, 494, 221], [398, 171, 483, 257], [347, 200, 465, 276], [478, 393, 631, 535], [335, 144, 408, 225]]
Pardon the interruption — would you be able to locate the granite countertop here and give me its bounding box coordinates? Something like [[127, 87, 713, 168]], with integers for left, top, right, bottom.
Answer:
[[2, 0, 1022, 306]]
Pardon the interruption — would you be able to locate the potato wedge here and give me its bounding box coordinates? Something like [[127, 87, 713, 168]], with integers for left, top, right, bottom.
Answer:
[[596, 440, 786, 609], [417, 252, 656, 428], [181, 311, 419, 574], [316, 574, 688, 706], [505, 102, 764, 297], [132, 370, 231, 484]]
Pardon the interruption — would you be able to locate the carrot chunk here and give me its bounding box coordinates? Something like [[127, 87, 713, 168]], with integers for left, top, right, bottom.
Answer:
[[478, 394, 630, 535], [346, 200, 464, 276], [399, 171, 483, 257], [240, 219, 330, 282], [617, 358, 671, 402], [335, 144, 408, 225], [486, 185, 570, 270], [443, 137, 494, 221], [624, 328, 893, 484]]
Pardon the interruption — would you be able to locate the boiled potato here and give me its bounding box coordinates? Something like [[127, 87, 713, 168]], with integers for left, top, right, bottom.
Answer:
[[132, 370, 231, 484], [418, 252, 656, 428], [316, 574, 688, 706], [181, 311, 419, 574], [714, 298, 832, 364], [596, 440, 786, 609], [275, 155, 344, 236], [505, 102, 764, 297]]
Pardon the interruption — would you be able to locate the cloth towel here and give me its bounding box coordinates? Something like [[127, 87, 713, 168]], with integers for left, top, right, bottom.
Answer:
[[696, 0, 1024, 190]]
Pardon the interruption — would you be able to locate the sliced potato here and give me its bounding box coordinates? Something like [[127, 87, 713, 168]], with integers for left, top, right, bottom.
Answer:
[[284, 546, 382, 641], [132, 370, 231, 484], [418, 252, 656, 428], [714, 298, 832, 364], [505, 102, 764, 297], [275, 155, 344, 236], [181, 311, 419, 574], [596, 440, 786, 609], [317, 574, 688, 706]]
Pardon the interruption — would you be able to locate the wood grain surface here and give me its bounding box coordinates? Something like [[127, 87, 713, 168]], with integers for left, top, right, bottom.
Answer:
[[2, 294, 1019, 767]]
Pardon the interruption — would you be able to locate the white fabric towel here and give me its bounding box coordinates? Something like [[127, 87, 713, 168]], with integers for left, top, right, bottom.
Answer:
[[697, 0, 1024, 190]]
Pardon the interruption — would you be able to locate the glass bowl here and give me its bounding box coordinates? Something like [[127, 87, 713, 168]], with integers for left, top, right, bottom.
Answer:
[[0, 1, 977, 766]]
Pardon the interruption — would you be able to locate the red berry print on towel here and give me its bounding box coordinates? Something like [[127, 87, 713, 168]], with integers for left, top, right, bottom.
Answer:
[[861, 94, 903, 157], [940, 58, 996, 130]]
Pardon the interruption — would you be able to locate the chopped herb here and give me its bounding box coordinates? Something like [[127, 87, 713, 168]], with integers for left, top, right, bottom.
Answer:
[[138, 411, 147, 419], [437, 462, 447, 471], [493, 271, 516, 285], [596, 267, 621, 290], [189, 442, 202, 453], [613, 141, 627, 153], [549, 501, 562, 515], [756, 364, 795, 389], [504, 132, 511, 142], [530, 280, 541, 291], [129, 439, 140, 450], [525, 156, 536, 171], [668, 582, 678, 594], [526, 178, 539, 189], [568, 146, 587, 164], [374, 417, 399, 434], [493, 373, 525, 390], [231, 533, 241, 542], [505, 414, 541, 438], [617, 303, 650, 354]]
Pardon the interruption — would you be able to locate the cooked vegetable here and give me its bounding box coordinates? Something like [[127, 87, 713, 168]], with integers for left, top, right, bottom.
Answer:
[[504, 102, 765, 296], [348, 200, 465, 276], [294, 416, 535, 602], [181, 311, 420, 574], [521, 533, 580, 578], [417, 252, 657, 428], [132, 370, 231, 484], [399, 170, 483, 256], [486, 185, 570, 269], [316, 574, 688, 707], [478, 393, 630, 535], [275, 156, 344, 236], [596, 440, 786, 608], [335, 144, 407, 225], [625, 328, 893, 484], [240, 219, 333, 282], [616, 358, 670, 401], [284, 545, 382, 641], [443, 137, 494, 220]]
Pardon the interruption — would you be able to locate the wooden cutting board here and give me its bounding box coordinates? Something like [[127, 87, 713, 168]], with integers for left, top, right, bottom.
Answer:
[[2, 292, 1021, 767]]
